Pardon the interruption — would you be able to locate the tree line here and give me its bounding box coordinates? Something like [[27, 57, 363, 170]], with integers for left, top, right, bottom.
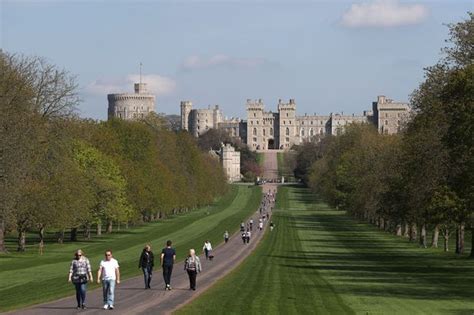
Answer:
[[294, 13, 473, 255], [0, 52, 228, 252]]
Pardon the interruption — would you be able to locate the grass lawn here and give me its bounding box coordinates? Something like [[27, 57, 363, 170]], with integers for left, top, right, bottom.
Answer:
[[0, 185, 262, 312], [176, 186, 474, 315]]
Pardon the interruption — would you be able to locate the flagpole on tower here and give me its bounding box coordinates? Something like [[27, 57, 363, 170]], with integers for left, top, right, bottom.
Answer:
[[139, 62, 143, 85]]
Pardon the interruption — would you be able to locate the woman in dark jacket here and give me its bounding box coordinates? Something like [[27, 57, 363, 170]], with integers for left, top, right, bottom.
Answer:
[[138, 244, 154, 289]]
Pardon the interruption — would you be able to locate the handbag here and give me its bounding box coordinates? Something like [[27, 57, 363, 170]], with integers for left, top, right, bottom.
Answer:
[[72, 274, 88, 284]]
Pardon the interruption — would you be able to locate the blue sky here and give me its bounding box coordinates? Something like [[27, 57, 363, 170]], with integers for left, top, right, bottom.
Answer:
[[1, 0, 471, 120]]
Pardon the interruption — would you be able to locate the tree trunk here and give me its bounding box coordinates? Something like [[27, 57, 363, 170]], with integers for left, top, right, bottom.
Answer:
[[57, 229, 64, 244], [456, 223, 465, 255], [470, 228, 474, 258], [385, 220, 390, 232], [443, 229, 449, 252], [0, 219, 6, 252], [396, 224, 402, 236], [17, 230, 26, 252], [125, 222, 129, 229], [380, 218, 385, 230], [84, 224, 91, 240], [117, 222, 121, 232], [70, 228, 77, 242], [38, 226, 45, 255], [106, 220, 113, 234], [419, 224, 427, 248], [431, 225, 439, 248], [403, 223, 409, 238], [97, 222, 102, 236], [409, 223, 417, 242]]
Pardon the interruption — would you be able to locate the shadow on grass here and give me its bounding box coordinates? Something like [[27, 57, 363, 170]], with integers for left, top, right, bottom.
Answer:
[[277, 187, 474, 304]]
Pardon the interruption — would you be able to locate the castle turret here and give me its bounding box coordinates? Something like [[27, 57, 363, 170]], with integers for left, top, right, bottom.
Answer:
[[180, 101, 193, 131], [107, 82, 155, 120]]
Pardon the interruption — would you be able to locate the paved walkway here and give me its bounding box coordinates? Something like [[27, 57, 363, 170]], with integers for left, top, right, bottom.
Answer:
[[10, 183, 277, 315], [262, 151, 278, 180]]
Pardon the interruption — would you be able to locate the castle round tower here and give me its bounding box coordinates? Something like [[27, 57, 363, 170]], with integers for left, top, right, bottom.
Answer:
[[107, 83, 155, 120]]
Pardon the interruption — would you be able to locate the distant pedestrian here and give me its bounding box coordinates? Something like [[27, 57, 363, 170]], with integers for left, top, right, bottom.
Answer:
[[203, 240, 213, 260], [259, 221, 264, 231], [240, 222, 245, 232], [138, 244, 154, 289], [97, 250, 120, 310], [270, 221, 274, 231], [161, 240, 176, 290], [184, 249, 202, 290], [246, 230, 251, 244], [224, 231, 229, 243], [68, 249, 93, 310], [249, 219, 254, 231], [241, 231, 247, 244]]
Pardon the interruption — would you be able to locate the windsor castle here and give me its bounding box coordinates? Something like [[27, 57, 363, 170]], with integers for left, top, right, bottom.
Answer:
[[180, 95, 410, 151], [106, 82, 410, 151]]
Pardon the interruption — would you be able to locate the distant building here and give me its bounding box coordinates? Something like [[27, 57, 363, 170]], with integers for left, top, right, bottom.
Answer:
[[209, 144, 241, 182], [108, 83, 155, 120], [181, 95, 410, 151], [372, 95, 411, 135], [221, 144, 241, 182]]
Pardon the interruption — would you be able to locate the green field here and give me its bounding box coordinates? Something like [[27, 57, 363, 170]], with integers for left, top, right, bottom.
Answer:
[[177, 186, 474, 315], [0, 185, 261, 312]]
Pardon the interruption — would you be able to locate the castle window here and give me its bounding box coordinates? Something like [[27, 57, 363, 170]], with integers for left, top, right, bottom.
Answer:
[[286, 127, 290, 136], [302, 121, 304, 125], [385, 113, 388, 118], [270, 128, 273, 136], [254, 113, 256, 117], [263, 129, 266, 136], [320, 128, 324, 134], [257, 121, 259, 125], [286, 113, 289, 117], [311, 121, 314, 125], [253, 137, 257, 142], [385, 120, 388, 125], [301, 129, 305, 137], [290, 121, 292, 124], [310, 129, 314, 136], [286, 137, 290, 142], [253, 128, 257, 136]]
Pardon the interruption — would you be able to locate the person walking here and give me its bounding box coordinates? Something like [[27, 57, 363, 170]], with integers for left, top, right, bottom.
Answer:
[[241, 231, 247, 244], [223, 231, 229, 243], [184, 249, 202, 290], [240, 221, 245, 232], [249, 218, 254, 231], [246, 230, 251, 244], [97, 250, 120, 310], [202, 240, 213, 260], [270, 221, 275, 231], [138, 244, 154, 289], [259, 220, 264, 231], [68, 249, 93, 310], [161, 240, 176, 290]]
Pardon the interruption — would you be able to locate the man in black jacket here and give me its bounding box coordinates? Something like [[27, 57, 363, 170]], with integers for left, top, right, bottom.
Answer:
[[138, 244, 154, 289]]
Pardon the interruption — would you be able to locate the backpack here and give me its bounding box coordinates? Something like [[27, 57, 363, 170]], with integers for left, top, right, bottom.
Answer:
[[187, 257, 196, 270]]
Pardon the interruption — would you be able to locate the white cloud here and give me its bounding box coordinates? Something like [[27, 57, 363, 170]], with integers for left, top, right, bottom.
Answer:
[[85, 74, 176, 96], [180, 54, 268, 71], [341, 0, 428, 28]]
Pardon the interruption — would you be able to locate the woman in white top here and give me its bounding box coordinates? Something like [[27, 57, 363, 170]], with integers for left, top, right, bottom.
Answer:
[[202, 240, 212, 260], [184, 249, 202, 290]]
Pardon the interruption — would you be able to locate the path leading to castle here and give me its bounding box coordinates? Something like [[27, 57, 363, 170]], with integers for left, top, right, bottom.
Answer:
[[10, 153, 279, 315], [262, 151, 278, 180]]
